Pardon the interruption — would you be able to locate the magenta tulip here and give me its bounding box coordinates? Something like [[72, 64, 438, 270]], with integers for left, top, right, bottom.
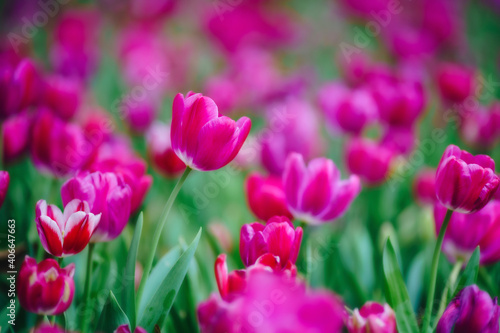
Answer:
[[36, 199, 101, 257], [146, 122, 186, 178], [171, 92, 251, 171], [346, 138, 396, 185], [240, 216, 302, 269], [413, 168, 437, 205], [3, 111, 31, 163], [215, 254, 248, 301], [18, 256, 75, 315], [436, 285, 500, 333], [346, 302, 397, 333], [0, 171, 9, 208], [43, 76, 81, 120], [435, 145, 499, 213], [437, 63, 475, 103], [245, 173, 292, 221], [434, 200, 500, 265], [124, 99, 158, 133], [115, 324, 147, 333], [460, 103, 500, 148], [61, 171, 132, 242], [283, 153, 360, 225], [34, 323, 67, 333]]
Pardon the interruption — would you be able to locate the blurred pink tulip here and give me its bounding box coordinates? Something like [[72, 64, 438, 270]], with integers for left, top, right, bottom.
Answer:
[[43, 76, 82, 120], [18, 256, 75, 315], [435, 145, 499, 213], [346, 302, 397, 333], [460, 103, 500, 148], [413, 168, 437, 206], [115, 324, 147, 333], [2, 111, 31, 163], [171, 92, 251, 171], [36, 199, 101, 257], [0, 171, 9, 208], [283, 153, 360, 225], [437, 63, 475, 104], [346, 138, 395, 185], [146, 122, 186, 177]]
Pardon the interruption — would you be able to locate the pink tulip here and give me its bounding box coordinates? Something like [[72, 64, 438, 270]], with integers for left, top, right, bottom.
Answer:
[[460, 103, 500, 148], [413, 168, 437, 206], [18, 256, 75, 315], [261, 98, 324, 175], [146, 122, 186, 178], [2, 111, 31, 163], [240, 216, 302, 269], [61, 171, 132, 242], [43, 76, 82, 120], [283, 153, 360, 225], [245, 173, 292, 221], [171, 92, 251, 171], [31, 109, 92, 176], [123, 99, 158, 133], [437, 285, 500, 333], [215, 254, 248, 301], [435, 145, 499, 213], [434, 200, 500, 265], [381, 126, 415, 155], [346, 138, 395, 185], [115, 324, 147, 333], [0, 171, 9, 208], [318, 82, 378, 135], [346, 302, 397, 333], [86, 136, 152, 212], [437, 63, 475, 103], [36, 199, 101, 257], [34, 323, 67, 333]]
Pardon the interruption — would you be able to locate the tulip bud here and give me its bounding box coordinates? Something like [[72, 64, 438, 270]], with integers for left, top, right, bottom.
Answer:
[[436, 63, 475, 103], [36, 199, 101, 257], [240, 216, 302, 270], [115, 324, 147, 333], [0, 171, 9, 208], [18, 256, 75, 315], [435, 145, 499, 213], [346, 302, 397, 333], [437, 285, 500, 333], [346, 138, 395, 185], [245, 172, 292, 221], [283, 153, 360, 225], [171, 92, 251, 171], [146, 122, 186, 178], [61, 171, 132, 242]]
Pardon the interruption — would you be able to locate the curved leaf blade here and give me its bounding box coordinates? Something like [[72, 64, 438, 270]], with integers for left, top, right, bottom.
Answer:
[[96, 291, 129, 333]]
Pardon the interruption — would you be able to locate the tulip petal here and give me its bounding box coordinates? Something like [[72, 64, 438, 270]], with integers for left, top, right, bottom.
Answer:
[[62, 211, 92, 255], [263, 221, 295, 265], [37, 216, 63, 257], [300, 158, 339, 215], [283, 153, 306, 211], [319, 175, 361, 221]]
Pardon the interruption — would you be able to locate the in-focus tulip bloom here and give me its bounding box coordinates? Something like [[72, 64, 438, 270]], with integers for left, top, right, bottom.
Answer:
[[0, 171, 9, 208], [245, 173, 292, 221], [61, 171, 132, 242], [171, 92, 251, 171], [18, 256, 75, 315], [346, 138, 396, 185], [346, 302, 397, 333], [36, 199, 101, 257], [86, 136, 152, 212], [434, 200, 500, 265], [31, 109, 93, 176], [240, 216, 302, 269], [3, 111, 31, 163], [283, 153, 361, 225], [414, 168, 437, 205], [435, 145, 499, 213], [436, 285, 500, 333], [115, 324, 147, 333], [146, 122, 186, 178], [437, 63, 475, 103], [318, 82, 378, 135]]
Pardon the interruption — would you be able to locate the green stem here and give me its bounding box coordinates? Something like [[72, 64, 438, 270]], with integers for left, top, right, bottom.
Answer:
[[136, 167, 192, 306], [435, 259, 463, 324], [82, 243, 95, 333], [421, 209, 453, 333]]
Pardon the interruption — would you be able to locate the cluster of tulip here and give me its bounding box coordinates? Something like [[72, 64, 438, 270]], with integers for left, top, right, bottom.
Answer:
[[2, 0, 500, 332]]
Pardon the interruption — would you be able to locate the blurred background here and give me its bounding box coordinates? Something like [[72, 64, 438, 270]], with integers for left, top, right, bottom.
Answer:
[[1, 0, 500, 331]]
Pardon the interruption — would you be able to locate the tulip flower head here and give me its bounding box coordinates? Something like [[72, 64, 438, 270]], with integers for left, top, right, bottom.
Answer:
[[435, 145, 499, 213], [18, 256, 75, 315], [36, 199, 101, 257], [283, 153, 361, 225], [346, 302, 397, 333], [0, 171, 9, 208], [240, 216, 302, 270], [171, 92, 251, 171], [146, 122, 186, 178], [3, 111, 31, 163], [245, 173, 292, 221], [413, 168, 437, 205], [436, 285, 500, 333], [115, 324, 147, 333], [34, 323, 67, 333]]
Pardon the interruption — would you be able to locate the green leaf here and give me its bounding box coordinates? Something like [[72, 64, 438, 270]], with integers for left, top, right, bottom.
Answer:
[[383, 238, 419, 333], [453, 247, 480, 297], [138, 229, 202, 331], [96, 291, 130, 333], [123, 212, 143, 329]]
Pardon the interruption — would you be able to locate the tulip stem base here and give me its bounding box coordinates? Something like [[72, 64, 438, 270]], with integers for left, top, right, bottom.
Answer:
[[136, 167, 192, 306], [421, 209, 453, 333], [82, 243, 95, 333]]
